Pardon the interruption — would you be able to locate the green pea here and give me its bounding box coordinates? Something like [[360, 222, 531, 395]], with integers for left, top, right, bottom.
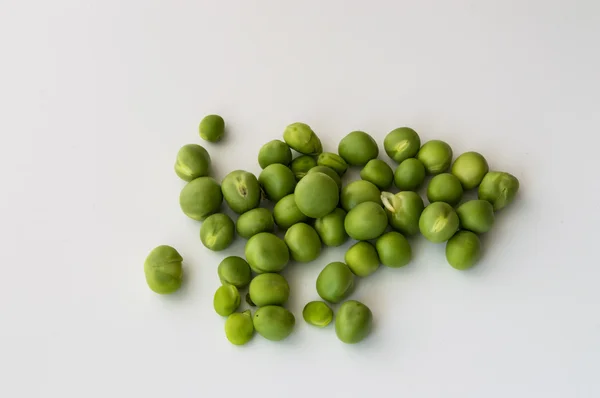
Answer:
[[244, 232, 290, 273], [221, 170, 261, 214], [344, 201, 387, 241], [143, 245, 183, 294], [213, 284, 241, 317], [200, 213, 235, 251], [427, 173, 463, 206], [174, 144, 211, 182], [294, 172, 339, 218], [376, 231, 411, 268], [253, 306, 296, 341], [218, 256, 252, 288], [284, 222, 321, 262], [273, 194, 308, 230], [451, 152, 489, 189], [394, 158, 426, 191], [419, 202, 459, 243], [360, 159, 394, 190], [381, 191, 424, 236], [258, 139, 292, 169], [335, 300, 373, 344], [456, 200, 495, 234], [302, 301, 333, 327], [446, 230, 481, 270], [225, 310, 254, 346], [314, 208, 348, 247], [179, 177, 223, 221], [199, 114, 225, 142], [478, 171, 520, 211], [235, 208, 275, 239], [248, 273, 290, 307], [340, 180, 381, 211], [383, 127, 421, 163], [290, 155, 317, 180], [417, 140, 453, 175], [316, 261, 355, 303], [345, 241, 380, 277], [283, 122, 323, 155], [307, 166, 342, 190], [338, 131, 379, 166], [258, 164, 297, 202], [317, 152, 348, 176]]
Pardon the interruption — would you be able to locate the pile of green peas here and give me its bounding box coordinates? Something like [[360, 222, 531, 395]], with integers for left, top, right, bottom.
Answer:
[[144, 116, 520, 346]]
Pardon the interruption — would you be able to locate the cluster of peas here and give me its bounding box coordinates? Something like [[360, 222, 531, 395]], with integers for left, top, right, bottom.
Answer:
[[143, 115, 520, 346]]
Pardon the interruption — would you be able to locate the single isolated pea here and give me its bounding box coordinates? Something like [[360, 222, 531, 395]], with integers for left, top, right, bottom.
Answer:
[[253, 306, 296, 341], [283, 122, 323, 155], [451, 151, 489, 190], [340, 180, 382, 211], [258, 163, 297, 202], [381, 191, 424, 236], [248, 273, 290, 307], [225, 310, 254, 346], [335, 300, 373, 344], [294, 172, 339, 218], [417, 140, 453, 175], [179, 177, 223, 221], [244, 232, 290, 273], [345, 241, 380, 277], [273, 194, 308, 230], [174, 144, 211, 182], [143, 245, 183, 294], [338, 131, 379, 166], [218, 256, 252, 288], [307, 166, 342, 191], [478, 171, 520, 211], [317, 152, 348, 176], [290, 155, 317, 180], [383, 127, 421, 163], [200, 213, 235, 251], [303, 301, 334, 327], [314, 208, 348, 247], [213, 284, 241, 317], [376, 231, 411, 268], [199, 114, 225, 142], [394, 158, 426, 191], [258, 139, 292, 169], [427, 173, 464, 206], [419, 202, 459, 243], [236, 208, 275, 239], [360, 159, 394, 190], [221, 170, 261, 214], [344, 201, 388, 241], [284, 222, 322, 262], [316, 261, 355, 303], [456, 200, 495, 234], [446, 230, 482, 270]]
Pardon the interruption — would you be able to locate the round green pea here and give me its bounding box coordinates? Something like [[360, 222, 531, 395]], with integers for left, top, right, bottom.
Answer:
[[218, 256, 252, 288], [478, 171, 520, 211], [290, 155, 317, 180], [317, 152, 348, 176], [199, 114, 225, 142], [253, 306, 296, 341], [200, 213, 235, 251], [294, 172, 339, 218], [179, 177, 223, 221], [340, 180, 381, 211], [283, 122, 323, 155], [360, 159, 394, 190], [383, 127, 421, 163], [273, 194, 308, 230], [417, 140, 453, 175], [235, 208, 275, 239], [143, 245, 183, 294], [284, 222, 321, 262], [344, 201, 388, 241], [427, 173, 463, 206], [225, 310, 254, 346], [213, 284, 241, 317], [314, 208, 348, 247], [258, 164, 297, 202], [335, 300, 373, 344], [244, 232, 290, 273], [258, 140, 292, 169], [376, 231, 411, 268], [302, 301, 333, 327], [394, 158, 426, 191], [456, 200, 495, 234], [419, 202, 459, 243], [316, 261, 355, 303], [451, 151, 489, 189], [307, 166, 342, 190], [174, 144, 211, 182], [381, 191, 424, 236], [345, 241, 380, 277], [338, 131, 379, 166], [221, 170, 261, 214], [248, 273, 290, 307], [446, 230, 482, 270]]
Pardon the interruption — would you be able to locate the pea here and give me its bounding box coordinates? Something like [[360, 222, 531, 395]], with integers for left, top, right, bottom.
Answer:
[[213, 284, 241, 317], [258, 164, 297, 202], [307, 166, 342, 191], [253, 306, 296, 341], [283, 122, 322, 155], [451, 151, 489, 189], [383, 127, 421, 163], [381, 191, 424, 236], [199, 114, 225, 142], [244, 232, 290, 273], [273, 193, 309, 230], [376, 231, 411, 268], [344, 201, 388, 241], [179, 177, 222, 221], [294, 172, 339, 218], [258, 139, 292, 169], [338, 131, 379, 166], [417, 140, 453, 175], [284, 222, 322, 262], [174, 144, 211, 182], [235, 208, 275, 239], [316, 261, 355, 303], [314, 208, 348, 247], [200, 213, 235, 251], [394, 158, 426, 191], [290, 155, 317, 180], [340, 180, 381, 211], [302, 301, 334, 327], [143, 245, 183, 294], [419, 202, 459, 243], [345, 241, 380, 277], [248, 273, 290, 307], [478, 171, 520, 211], [221, 170, 261, 214], [335, 300, 373, 344], [225, 310, 254, 345], [445, 230, 481, 270], [427, 173, 463, 207], [456, 200, 495, 234], [317, 152, 348, 176], [217, 256, 252, 288], [360, 159, 394, 190]]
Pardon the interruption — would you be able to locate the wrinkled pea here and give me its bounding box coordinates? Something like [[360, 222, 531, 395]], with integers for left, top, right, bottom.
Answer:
[[314, 208, 348, 247], [307, 166, 342, 190], [284, 222, 321, 262], [419, 202, 459, 243], [381, 191, 424, 236], [376, 231, 411, 268], [316, 261, 355, 303], [302, 301, 333, 327], [294, 172, 339, 218], [174, 144, 211, 181], [213, 284, 241, 316], [248, 273, 290, 307], [273, 194, 308, 230], [478, 171, 520, 211], [340, 180, 381, 211], [456, 200, 495, 234], [360, 159, 394, 190], [258, 139, 292, 169], [290, 155, 317, 180], [258, 163, 297, 202], [199, 114, 225, 142], [283, 122, 323, 155], [384, 127, 421, 163], [345, 241, 380, 277], [200, 213, 235, 251], [225, 310, 254, 346], [338, 131, 379, 166], [244, 232, 290, 273], [335, 300, 373, 344], [236, 208, 275, 239], [427, 173, 463, 207], [221, 170, 261, 214], [451, 151, 489, 189], [344, 201, 388, 241], [317, 152, 348, 176], [143, 245, 183, 294], [417, 140, 453, 175], [253, 306, 296, 341], [446, 230, 481, 270], [394, 158, 426, 191], [179, 177, 223, 221], [218, 256, 252, 288]]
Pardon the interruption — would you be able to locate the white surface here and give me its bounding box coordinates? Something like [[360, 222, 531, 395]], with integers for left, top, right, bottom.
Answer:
[[1, 1, 599, 397]]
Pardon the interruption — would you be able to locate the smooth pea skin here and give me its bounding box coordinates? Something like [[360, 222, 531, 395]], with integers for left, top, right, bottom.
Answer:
[[258, 139, 292, 169], [419, 202, 460, 243], [244, 232, 290, 273], [143, 245, 183, 294], [174, 144, 211, 181], [446, 230, 482, 270], [179, 177, 223, 221], [345, 241, 380, 277], [314, 208, 348, 247], [200, 213, 235, 251], [478, 171, 520, 211], [307, 166, 342, 190], [340, 180, 381, 211], [344, 201, 388, 241], [381, 191, 424, 236], [199, 114, 225, 142], [451, 152, 489, 189], [221, 170, 261, 214], [253, 306, 296, 341], [302, 301, 333, 327], [236, 208, 275, 239], [290, 155, 317, 180], [294, 172, 339, 218], [394, 158, 426, 191], [258, 164, 297, 202], [273, 194, 308, 230], [218, 256, 252, 288], [360, 159, 394, 190], [316, 261, 355, 303], [283, 122, 323, 155], [317, 152, 348, 176], [427, 173, 464, 206], [456, 200, 495, 234], [225, 310, 254, 346], [338, 131, 379, 166], [284, 222, 321, 262], [213, 284, 241, 317], [376, 231, 411, 268], [248, 273, 290, 307], [417, 140, 453, 175], [335, 300, 373, 344], [384, 127, 421, 163]]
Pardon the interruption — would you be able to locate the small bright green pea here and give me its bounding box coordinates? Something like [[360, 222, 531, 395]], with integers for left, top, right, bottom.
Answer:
[[290, 155, 317, 180], [307, 166, 342, 190], [314, 208, 348, 247], [294, 172, 339, 218], [225, 310, 254, 346], [244, 232, 290, 273], [446, 230, 482, 270], [221, 170, 261, 214], [317, 152, 348, 176], [478, 171, 520, 211], [335, 300, 373, 344], [143, 245, 183, 294], [381, 191, 424, 236], [218, 256, 252, 288], [340, 180, 381, 211], [360, 159, 394, 190], [394, 158, 426, 191], [417, 140, 453, 175], [419, 202, 459, 243], [235, 208, 274, 239], [456, 200, 495, 234], [376, 231, 411, 268], [383, 127, 421, 163], [344, 201, 387, 241], [273, 194, 308, 230], [338, 131, 379, 166], [345, 241, 380, 277], [179, 177, 223, 221], [258, 139, 292, 169], [427, 173, 463, 206], [200, 213, 235, 251], [316, 261, 355, 303], [199, 114, 225, 142], [284, 222, 321, 262], [174, 144, 211, 182], [253, 306, 296, 341], [213, 284, 241, 317], [283, 122, 323, 155], [302, 301, 333, 327], [451, 152, 489, 189], [248, 273, 290, 307], [258, 164, 297, 202]]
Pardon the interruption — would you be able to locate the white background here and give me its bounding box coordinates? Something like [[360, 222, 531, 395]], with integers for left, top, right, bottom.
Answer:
[[1, 1, 599, 397]]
